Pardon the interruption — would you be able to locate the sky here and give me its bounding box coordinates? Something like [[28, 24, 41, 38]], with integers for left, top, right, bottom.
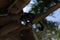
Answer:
[[23, 0, 60, 22], [23, 0, 60, 28], [46, 8, 60, 23], [23, 0, 37, 13]]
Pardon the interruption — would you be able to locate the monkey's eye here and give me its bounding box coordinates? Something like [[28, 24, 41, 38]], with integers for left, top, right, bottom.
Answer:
[[19, 13, 35, 26], [27, 20, 30, 23], [20, 20, 30, 26], [20, 21, 27, 25]]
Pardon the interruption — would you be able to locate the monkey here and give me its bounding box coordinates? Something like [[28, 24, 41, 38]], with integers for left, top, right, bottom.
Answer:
[[19, 10, 44, 32], [19, 10, 36, 26]]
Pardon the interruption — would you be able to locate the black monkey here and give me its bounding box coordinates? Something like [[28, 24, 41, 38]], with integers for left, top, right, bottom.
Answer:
[[19, 10, 36, 26]]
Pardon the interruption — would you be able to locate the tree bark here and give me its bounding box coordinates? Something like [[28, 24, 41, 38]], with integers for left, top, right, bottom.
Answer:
[[20, 28, 38, 40], [0, 15, 19, 26], [0, 21, 20, 36], [0, 0, 15, 8], [0, 21, 38, 40], [8, 0, 30, 14], [0, 0, 38, 40]]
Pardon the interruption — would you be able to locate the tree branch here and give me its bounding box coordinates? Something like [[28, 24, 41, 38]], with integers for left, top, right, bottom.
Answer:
[[0, 22, 20, 36], [8, 0, 30, 14], [32, 3, 60, 24], [1, 3, 60, 36], [0, 14, 19, 26], [0, 2, 60, 40]]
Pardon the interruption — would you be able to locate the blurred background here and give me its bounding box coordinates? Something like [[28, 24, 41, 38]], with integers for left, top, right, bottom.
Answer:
[[23, 0, 60, 40]]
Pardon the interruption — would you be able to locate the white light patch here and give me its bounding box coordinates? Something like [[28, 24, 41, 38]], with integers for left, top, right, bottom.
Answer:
[[21, 21, 26, 25], [37, 23, 41, 27], [27, 20, 30, 22], [32, 24, 37, 29], [36, 29, 39, 32], [58, 25, 60, 29]]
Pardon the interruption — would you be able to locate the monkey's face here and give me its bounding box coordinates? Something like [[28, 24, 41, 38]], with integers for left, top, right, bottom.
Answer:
[[19, 13, 35, 26]]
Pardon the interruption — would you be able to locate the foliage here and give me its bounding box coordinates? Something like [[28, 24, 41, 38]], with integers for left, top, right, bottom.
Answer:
[[30, 0, 60, 40], [30, 0, 60, 31], [30, 0, 60, 15]]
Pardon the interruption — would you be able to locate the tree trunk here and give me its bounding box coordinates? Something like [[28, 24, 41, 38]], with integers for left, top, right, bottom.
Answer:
[[0, 21, 38, 40], [8, 0, 30, 14], [0, 0, 38, 40], [20, 28, 38, 40]]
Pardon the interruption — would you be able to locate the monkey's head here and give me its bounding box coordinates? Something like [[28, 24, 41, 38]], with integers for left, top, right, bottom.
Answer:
[[19, 13, 35, 26]]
